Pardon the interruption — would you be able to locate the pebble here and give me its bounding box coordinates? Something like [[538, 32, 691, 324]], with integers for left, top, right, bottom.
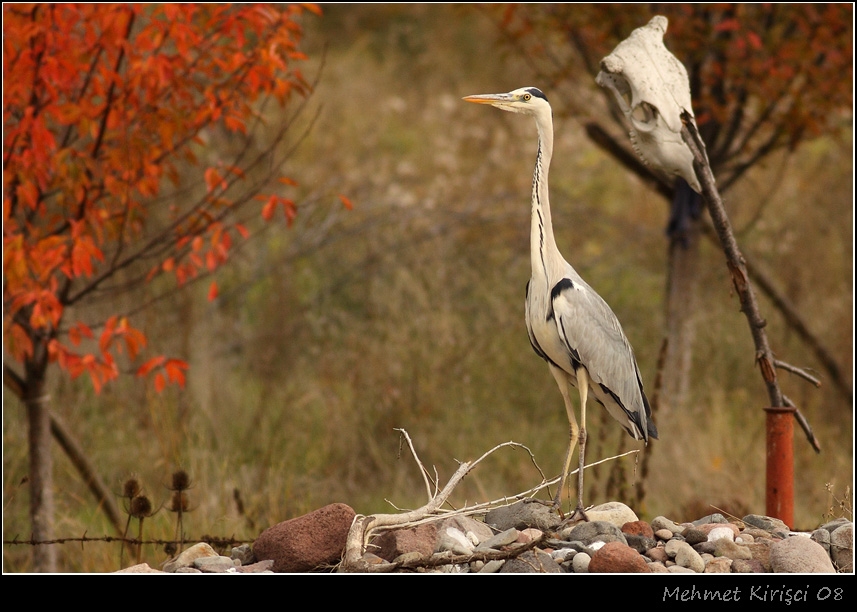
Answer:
[[571, 551, 591, 573], [666, 539, 705, 573]]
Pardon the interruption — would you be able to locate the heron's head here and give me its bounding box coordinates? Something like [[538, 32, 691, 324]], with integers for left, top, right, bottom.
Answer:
[[462, 87, 550, 117]]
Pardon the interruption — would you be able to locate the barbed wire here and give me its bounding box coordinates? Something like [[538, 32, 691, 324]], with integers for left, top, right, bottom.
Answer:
[[4, 534, 253, 548]]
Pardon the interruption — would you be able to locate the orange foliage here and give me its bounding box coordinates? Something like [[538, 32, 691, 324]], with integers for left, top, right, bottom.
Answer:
[[3, 3, 319, 392]]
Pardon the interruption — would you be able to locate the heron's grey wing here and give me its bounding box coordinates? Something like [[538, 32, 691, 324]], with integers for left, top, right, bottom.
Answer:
[[550, 277, 652, 440]]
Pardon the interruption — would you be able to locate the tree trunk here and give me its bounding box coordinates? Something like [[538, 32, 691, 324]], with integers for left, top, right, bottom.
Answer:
[[24, 338, 57, 572], [658, 179, 702, 418], [660, 180, 702, 418]]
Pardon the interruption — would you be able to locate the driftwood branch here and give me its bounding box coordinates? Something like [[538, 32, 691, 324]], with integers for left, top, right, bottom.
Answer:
[[681, 114, 820, 452], [339, 429, 640, 572]]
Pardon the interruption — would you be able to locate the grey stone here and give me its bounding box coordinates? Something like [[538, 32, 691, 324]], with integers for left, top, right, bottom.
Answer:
[[830, 522, 853, 572], [484, 500, 561, 532], [571, 551, 591, 573], [563, 520, 628, 547], [713, 538, 752, 560], [810, 528, 831, 554], [682, 527, 708, 545], [476, 527, 520, 551], [651, 516, 685, 534], [692, 513, 728, 526], [625, 533, 657, 554], [770, 535, 836, 573], [194, 555, 238, 573], [230, 543, 255, 565], [665, 539, 705, 573], [743, 514, 790, 535], [500, 548, 563, 573], [820, 517, 851, 533], [477, 559, 505, 573]]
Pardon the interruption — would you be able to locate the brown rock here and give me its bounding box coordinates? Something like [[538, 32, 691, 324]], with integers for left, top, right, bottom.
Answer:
[[114, 563, 164, 573], [371, 522, 438, 562], [654, 528, 674, 541], [703, 557, 733, 573], [746, 539, 775, 572], [589, 541, 652, 573], [253, 503, 355, 572], [645, 546, 669, 563], [731, 558, 766, 573], [622, 520, 654, 539]]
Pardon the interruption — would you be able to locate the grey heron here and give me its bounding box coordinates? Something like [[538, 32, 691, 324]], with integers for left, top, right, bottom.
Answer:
[[463, 87, 658, 520]]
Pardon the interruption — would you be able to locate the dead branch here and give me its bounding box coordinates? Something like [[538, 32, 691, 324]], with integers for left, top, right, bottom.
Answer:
[[581, 121, 852, 411], [681, 115, 820, 452], [339, 429, 640, 572], [774, 360, 822, 388]]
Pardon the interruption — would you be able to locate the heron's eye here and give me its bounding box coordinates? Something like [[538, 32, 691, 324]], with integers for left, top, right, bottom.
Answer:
[[522, 93, 532, 101]]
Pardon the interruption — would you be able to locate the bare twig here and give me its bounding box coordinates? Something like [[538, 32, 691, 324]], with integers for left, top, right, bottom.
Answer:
[[395, 428, 435, 502], [774, 360, 822, 388], [783, 395, 822, 453]]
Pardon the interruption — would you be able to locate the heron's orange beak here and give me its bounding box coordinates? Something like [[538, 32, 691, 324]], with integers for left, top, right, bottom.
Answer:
[[462, 93, 512, 105]]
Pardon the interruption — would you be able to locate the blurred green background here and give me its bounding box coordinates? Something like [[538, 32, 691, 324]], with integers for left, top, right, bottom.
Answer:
[[4, 5, 852, 571]]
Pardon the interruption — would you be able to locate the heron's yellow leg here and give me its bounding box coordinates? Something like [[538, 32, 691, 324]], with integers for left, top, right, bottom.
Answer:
[[573, 368, 590, 520], [550, 365, 579, 510]]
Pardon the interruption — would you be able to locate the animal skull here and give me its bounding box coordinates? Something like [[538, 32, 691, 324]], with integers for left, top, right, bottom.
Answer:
[[595, 16, 702, 193]]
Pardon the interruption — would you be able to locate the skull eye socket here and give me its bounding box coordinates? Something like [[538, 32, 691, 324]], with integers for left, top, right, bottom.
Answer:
[[632, 101, 657, 127]]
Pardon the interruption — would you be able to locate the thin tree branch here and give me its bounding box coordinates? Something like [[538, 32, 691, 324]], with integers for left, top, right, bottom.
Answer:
[[774, 360, 822, 388], [681, 113, 822, 451]]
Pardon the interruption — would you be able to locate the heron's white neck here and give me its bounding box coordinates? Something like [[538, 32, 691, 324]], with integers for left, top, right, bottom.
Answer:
[[531, 110, 562, 282]]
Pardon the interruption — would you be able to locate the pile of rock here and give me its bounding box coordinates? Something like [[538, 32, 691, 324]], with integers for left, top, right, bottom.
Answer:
[[117, 501, 852, 573], [342, 501, 851, 573]]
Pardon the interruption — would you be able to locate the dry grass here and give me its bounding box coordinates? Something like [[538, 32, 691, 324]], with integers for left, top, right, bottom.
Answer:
[[3, 6, 852, 571]]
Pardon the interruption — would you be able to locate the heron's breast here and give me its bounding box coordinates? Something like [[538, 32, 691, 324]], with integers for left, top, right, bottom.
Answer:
[[528, 306, 575, 374]]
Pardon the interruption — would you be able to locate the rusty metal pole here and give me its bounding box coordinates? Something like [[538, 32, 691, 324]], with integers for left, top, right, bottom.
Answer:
[[764, 406, 795, 528]]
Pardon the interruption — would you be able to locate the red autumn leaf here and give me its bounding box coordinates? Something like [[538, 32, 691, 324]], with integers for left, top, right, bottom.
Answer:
[[208, 280, 219, 302], [154, 372, 166, 393], [68, 322, 94, 347], [165, 359, 189, 387], [338, 194, 354, 210], [261, 194, 278, 221], [136, 356, 166, 378]]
